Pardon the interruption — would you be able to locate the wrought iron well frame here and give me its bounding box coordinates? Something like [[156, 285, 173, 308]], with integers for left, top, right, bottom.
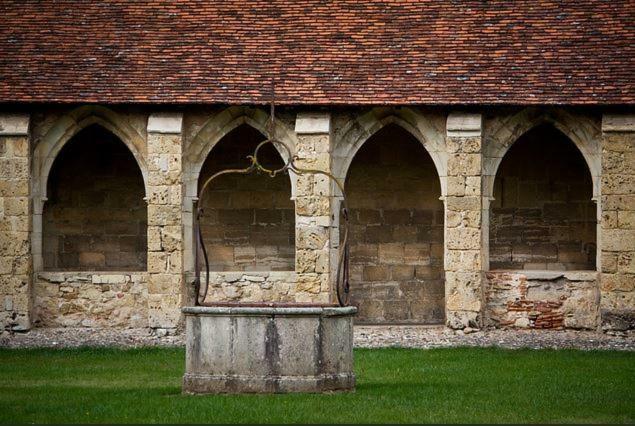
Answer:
[[193, 103, 351, 307]]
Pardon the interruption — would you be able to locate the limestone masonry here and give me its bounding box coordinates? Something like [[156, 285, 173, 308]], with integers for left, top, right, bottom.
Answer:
[[0, 106, 632, 333]]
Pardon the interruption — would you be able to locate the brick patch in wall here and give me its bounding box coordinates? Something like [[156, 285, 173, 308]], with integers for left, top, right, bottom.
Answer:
[[485, 270, 599, 330]]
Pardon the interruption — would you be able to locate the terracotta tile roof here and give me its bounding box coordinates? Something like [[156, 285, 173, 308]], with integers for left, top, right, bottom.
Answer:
[[0, 0, 633, 105]]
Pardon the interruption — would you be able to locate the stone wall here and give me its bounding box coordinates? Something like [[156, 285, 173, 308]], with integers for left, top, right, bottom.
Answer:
[[600, 115, 635, 331], [490, 125, 596, 270], [0, 106, 632, 333], [485, 270, 599, 329], [146, 113, 184, 331], [0, 114, 32, 331], [198, 124, 295, 271], [42, 125, 147, 270], [288, 113, 336, 304], [191, 271, 297, 303], [345, 124, 444, 323], [444, 113, 486, 329], [33, 271, 148, 327]]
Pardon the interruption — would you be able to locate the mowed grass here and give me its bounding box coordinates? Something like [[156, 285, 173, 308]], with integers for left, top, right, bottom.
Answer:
[[0, 347, 633, 424]]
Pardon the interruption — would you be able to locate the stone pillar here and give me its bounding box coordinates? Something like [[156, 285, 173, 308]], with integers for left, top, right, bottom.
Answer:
[[444, 112, 485, 329], [0, 114, 32, 331], [293, 113, 335, 304], [600, 114, 635, 331], [146, 113, 184, 331]]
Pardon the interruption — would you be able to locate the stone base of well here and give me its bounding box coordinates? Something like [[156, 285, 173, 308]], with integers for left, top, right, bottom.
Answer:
[[182, 305, 357, 394]]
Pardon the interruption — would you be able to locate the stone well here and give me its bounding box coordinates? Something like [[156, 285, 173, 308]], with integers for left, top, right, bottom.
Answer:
[[182, 305, 357, 394]]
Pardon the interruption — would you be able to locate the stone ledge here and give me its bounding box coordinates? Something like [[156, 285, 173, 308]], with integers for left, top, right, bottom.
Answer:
[[487, 269, 598, 281], [447, 112, 482, 137], [185, 270, 296, 283], [182, 305, 357, 316], [0, 114, 29, 135], [295, 112, 331, 134], [37, 271, 148, 284], [147, 113, 184, 134], [602, 114, 635, 132]]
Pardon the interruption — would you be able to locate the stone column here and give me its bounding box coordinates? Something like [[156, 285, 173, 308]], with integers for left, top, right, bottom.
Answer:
[[293, 113, 335, 304], [444, 112, 485, 329], [0, 114, 32, 331], [600, 114, 635, 331], [146, 113, 184, 332]]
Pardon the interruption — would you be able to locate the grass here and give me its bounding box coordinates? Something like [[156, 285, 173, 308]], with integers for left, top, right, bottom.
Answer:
[[0, 347, 633, 424]]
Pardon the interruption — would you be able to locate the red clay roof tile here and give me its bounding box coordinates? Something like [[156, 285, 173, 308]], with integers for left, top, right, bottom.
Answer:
[[0, 0, 633, 105]]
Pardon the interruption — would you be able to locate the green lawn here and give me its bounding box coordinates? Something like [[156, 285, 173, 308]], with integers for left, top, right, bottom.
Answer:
[[0, 347, 632, 424]]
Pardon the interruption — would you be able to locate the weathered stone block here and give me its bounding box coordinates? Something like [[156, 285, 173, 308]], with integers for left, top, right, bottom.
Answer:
[[602, 173, 635, 195], [445, 249, 481, 271], [448, 153, 482, 176], [295, 196, 330, 216], [601, 273, 635, 292], [602, 229, 635, 252], [446, 227, 481, 250], [0, 115, 29, 136], [446, 113, 482, 139], [363, 265, 389, 282], [147, 113, 184, 134], [295, 112, 331, 135], [601, 195, 635, 211], [378, 243, 404, 264], [618, 211, 635, 229], [296, 226, 328, 250], [445, 196, 481, 213], [148, 204, 182, 226], [296, 273, 322, 294], [446, 272, 482, 312], [392, 265, 415, 280]]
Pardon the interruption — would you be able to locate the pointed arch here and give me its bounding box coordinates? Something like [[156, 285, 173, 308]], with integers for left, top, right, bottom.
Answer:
[[32, 106, 148, 272], [195, 123, 295, 272], [484, 108, 601, 199], [184, 106, 298, 199], [33, 105, 148, 202], [488, 122, 598, 271], [333, 107, 448, 196], [182, 107, 299, 273], [341, 122, 445, 324], [40, 124, 148, 271]]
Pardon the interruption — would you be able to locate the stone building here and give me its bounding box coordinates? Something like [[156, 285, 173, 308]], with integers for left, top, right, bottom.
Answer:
[[0, 1, 633, 333]]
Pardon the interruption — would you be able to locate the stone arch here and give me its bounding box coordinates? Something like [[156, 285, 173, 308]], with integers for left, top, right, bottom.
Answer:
[[487, 112, 600, 271], [484, 108, 601, 200], [340, 122, 446, 324], [34, 105, 148, 202], [31, 106, 148, 271], [182, 107, 299, 272], [333, 107, 448, 196], [184, 106, 298, 199]]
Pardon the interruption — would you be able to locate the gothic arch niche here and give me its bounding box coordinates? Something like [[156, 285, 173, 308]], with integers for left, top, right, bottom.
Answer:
[[490, 124, 597, 271], [344, 123, 444, 324], [197, 123, 295, 271], [42, 124, 147, 270]]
